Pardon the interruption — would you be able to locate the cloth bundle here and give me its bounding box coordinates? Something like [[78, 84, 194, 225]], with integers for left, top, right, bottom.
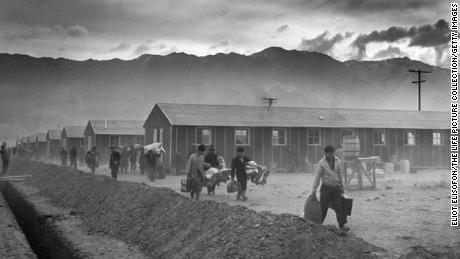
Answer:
[[205, 168, 231, 187], [143, 143, 165, 154], [249, 166, 270, 185], [245, 161, 258, 176]]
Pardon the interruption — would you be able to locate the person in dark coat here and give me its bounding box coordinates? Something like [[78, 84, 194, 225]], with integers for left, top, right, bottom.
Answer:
[[139, 148, 147, 175], [109, 146, 121, 180], [59, 147, 68, 167], [0, 142, 10, 175], [69, 145, 77, 169], [129, 145, 137, 173], [186, 144, 206, 201], [231, 147, 251, 201], [204, 144, 219, 195], [145, 150, 158, 182], [120, 147, 129, 174], [85, 146, 99, 173]]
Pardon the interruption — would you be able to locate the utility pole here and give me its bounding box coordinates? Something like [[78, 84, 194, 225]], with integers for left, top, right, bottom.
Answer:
[[262, 97, 278, 111], [408, 69, 431, 111]]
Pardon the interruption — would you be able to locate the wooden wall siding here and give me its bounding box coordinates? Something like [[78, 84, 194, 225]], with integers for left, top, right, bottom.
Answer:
[[150, 122, 449, 170]]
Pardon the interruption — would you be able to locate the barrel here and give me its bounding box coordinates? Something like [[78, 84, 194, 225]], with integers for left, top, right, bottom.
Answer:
[[342, 135, 360, 158]]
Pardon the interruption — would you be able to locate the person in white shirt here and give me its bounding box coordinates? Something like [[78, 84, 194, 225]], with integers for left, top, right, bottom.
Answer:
[[311, 145, 349, 232]]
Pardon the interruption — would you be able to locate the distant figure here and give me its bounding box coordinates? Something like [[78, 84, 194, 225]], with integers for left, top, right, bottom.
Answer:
[[129, 145, 137, 173], [0, 142, 11, 175], [120, 147, 129, 174], [78, 147, 85, 167], [311, 145, 349, 233], [59, 147, 68, 167], [186, 144, 206, 201], [231, 147, 250, 201], [69, 145, 77, 169], [172, 150, 185, 175], [139, 148, 147, 175], [85, 146, 99, 173], [204, 144, 219, 195], [109, 146, 121, 180], [145, 150, 158, 182]]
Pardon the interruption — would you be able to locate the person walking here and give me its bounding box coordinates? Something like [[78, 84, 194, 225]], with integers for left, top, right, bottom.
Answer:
[[204, 144, 219, 195], [85, 146, 99, 173], [0, 142, 10, 176], [185, 144, 206, 201], [120, 147, 129, 174], [69, 145, 77, 169], [231, 147, 250, 201], [129, 145, 137, 173], [145, 150, 157, 182], [311, 145, 349, 233], [59, 147, 68, 167], [139, 148, 147, 175], [109, 146, 121, 180]]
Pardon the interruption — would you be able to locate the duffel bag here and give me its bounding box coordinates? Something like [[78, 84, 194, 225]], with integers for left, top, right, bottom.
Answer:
[[304, 194, 322, 224], [226, 181, 241, 193]]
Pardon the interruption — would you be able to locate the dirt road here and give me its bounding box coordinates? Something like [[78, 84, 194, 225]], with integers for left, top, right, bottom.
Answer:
[[86, 165, 459, 256]]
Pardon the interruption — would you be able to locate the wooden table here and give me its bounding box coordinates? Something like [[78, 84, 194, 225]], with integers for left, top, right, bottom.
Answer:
[[343, 157, 378, 190]]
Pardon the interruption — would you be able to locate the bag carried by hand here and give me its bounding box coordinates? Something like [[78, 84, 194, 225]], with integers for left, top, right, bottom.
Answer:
[[341, 194, 353, 216], [304, 194, 322, 224], [226, 181, 241, 193], [180, 179, 187, 192], [180, 177, 193, 192]]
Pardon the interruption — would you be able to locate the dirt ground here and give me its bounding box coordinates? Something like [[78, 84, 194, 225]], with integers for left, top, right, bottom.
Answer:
[[85, 165, 460, 257], [9, 160, 389, 258]]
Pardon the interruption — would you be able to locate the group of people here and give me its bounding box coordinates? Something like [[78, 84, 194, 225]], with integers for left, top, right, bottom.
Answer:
[[108, 145, 159, 180], [185, 143, 349, 232], [185, 144, 250, 202], [59, 146, 79, 168]]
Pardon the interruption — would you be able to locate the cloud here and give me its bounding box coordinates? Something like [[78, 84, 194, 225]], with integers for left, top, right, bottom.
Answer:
[[63, 24, 89, 37], [161, 46, 178, 55], [352, 19, 449, 60], [109, 43, 131, 53], [132, 44, 151, 56], [409, 19, 449, 47], [373, 46, 406, 59], [276, 24, 289, 33], [3, 24, 89, 41], [317, 0, 438, 13], [210, 40, 230, 50], [298, 31, 351, 55]]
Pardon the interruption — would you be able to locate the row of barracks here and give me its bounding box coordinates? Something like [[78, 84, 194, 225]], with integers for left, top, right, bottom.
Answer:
[[17, 103, 449, 170]]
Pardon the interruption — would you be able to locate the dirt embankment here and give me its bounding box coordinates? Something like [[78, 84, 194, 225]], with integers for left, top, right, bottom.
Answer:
[[9, 160, 390, 258], [0, 190, 37, 259]]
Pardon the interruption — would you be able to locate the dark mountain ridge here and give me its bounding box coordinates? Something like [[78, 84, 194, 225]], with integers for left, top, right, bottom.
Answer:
[[0, 47, 449, 144]]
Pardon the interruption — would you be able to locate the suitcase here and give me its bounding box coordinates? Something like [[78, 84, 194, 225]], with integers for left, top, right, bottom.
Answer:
[[341, 195, 353, 216]]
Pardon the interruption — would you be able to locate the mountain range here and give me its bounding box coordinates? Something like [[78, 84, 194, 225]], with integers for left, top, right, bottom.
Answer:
[[0, 47, 449, 144]]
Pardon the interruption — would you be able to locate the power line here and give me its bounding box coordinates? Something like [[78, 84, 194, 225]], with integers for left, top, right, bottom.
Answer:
[[409, 69, 431, 111], [262, 97, 278, 111]]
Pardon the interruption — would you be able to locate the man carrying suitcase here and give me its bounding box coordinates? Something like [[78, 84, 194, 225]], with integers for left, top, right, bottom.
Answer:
[[311, 145, 349, 233]]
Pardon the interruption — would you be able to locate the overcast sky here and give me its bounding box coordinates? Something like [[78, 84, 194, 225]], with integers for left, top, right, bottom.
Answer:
[[0, 0, 450, 67]]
